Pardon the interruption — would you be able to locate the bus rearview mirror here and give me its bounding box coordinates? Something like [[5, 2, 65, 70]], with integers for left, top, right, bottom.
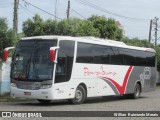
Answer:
[[50, 46, 59, 62], [3, 47, 15, 62], [50, 49, 56, 62]]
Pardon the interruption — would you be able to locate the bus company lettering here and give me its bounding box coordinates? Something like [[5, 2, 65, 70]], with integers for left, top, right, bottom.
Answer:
[[83, 66, 117, 77]]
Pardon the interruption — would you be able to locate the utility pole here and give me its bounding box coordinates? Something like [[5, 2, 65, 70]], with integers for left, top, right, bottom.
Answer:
[[67, 0, 70, 19], [13, 0, 19, 35], [149, 19, 152, 43], [153, 17, 159, 46], [55, 0, 57, 20], [149, 17, 159, 46]]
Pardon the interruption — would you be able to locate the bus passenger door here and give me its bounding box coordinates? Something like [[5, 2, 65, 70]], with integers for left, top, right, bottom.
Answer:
[[53, 40, 75, 99]]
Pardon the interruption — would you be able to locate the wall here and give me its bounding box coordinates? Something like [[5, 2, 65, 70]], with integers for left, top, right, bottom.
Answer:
[[0, 59, 11, 95]]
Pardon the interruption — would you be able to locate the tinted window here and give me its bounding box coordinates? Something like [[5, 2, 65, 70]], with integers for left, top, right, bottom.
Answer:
[[135, 51, 146, 66], [123, 49, 135, 65], [111, 47, 123, 64], [76, 43, 93, 63], [146, 52, 155, 67], [93, 45, 112, 64], [76, 43, 112, 64], [76, 42, 155, 67]]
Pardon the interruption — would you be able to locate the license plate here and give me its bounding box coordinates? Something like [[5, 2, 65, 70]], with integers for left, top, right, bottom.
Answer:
[[24, 92, 31, 96]]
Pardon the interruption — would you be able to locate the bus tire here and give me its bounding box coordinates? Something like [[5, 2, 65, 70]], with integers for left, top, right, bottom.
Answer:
[[128, 83, 141, 99], [37, 99, 51, 104], [71, 85, 86, 104]]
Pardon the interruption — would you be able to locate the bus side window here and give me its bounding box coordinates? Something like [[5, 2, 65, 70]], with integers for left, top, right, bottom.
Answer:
[[56, 56, 67, 75]]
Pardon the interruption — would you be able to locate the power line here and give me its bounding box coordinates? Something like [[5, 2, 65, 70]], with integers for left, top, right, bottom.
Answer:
[[80, 0, 149, 21], [0, 3, 13, 5], [0, 3, 13, 8], [19, 4, 35, 16], [75, 0, 150, 22], [22, 0, 63, 20], [0, 4, 13, 8], [71, 9, 86, 19]]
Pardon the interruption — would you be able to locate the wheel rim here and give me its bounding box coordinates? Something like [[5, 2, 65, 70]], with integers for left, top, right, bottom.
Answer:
[[75, 89, 83, 101], [135, 85, 140, 97]]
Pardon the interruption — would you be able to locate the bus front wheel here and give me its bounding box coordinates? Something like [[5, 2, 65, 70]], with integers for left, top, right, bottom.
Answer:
[[71, 85, 86, 104]]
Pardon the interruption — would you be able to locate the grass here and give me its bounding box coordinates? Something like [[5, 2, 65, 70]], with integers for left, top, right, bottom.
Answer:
[[0, 93, 33, 102]]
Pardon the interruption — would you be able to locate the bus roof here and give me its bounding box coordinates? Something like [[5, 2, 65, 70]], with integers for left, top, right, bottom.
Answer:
[[21, 35, 156, 53]]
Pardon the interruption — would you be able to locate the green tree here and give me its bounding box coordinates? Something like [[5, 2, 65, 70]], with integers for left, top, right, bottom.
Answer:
[[88, 15, 123, 40], [122, 37, 154, 48], [23, 14, 44, 36], [57, 18, 100, 37], [56, 19, 74, 36], [17, 32, 25, 40], [0, 18, 8, 57], [43, 19, 57, 35], [115, 28, 123, 40], [23, 15, 100, 37], [0, 18, 16, 58], [78, 20, 100, 37]]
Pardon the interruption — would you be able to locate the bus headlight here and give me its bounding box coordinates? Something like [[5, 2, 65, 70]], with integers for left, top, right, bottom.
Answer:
[[11, 83, 17, 87], [40, 84, 52, 89]]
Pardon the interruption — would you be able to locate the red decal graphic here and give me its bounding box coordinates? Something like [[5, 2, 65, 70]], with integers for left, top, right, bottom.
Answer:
[[101, 66, 133, 94], [83, 66, 117, 77]]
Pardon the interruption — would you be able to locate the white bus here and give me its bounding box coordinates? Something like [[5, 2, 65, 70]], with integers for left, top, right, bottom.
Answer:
[[4, 36, 156, 104]]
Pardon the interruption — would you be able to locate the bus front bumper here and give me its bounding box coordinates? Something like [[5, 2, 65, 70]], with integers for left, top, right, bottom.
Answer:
[[11, 86, 54, 100]]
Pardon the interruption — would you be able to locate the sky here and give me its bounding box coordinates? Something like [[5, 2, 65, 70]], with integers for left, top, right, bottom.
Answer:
[[0, 0, 160, 41]]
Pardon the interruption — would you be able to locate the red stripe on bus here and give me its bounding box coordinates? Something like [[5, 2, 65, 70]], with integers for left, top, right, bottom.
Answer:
[[101, 66, 133, 94]]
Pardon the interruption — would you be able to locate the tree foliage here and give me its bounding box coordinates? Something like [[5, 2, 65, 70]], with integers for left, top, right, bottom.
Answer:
[[43, 19, 57, 35], [0, 18, 16, 58], [122, 37, 154, 48], [88, 15, 123, 40], [22, 14, 123, 39], [23, 14, 45, 36], [56, 18, 100, 37]]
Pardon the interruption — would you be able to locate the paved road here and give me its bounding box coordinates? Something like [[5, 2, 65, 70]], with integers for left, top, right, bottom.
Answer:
[[1, 86, 160, 120]]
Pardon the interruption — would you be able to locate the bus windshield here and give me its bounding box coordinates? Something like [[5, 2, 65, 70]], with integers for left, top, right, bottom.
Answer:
[[11, 39, 57, 81]]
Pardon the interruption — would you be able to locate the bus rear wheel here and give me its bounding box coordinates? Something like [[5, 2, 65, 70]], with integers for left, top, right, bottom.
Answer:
[[37, 99, 51, 104], [127, 83, 141, 99], [71, 85, 86, 104]]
